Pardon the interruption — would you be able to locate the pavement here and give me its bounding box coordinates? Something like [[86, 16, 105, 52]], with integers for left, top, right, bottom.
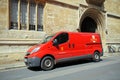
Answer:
[[0, 61, 25, 71], [0, 53, 119, 71]]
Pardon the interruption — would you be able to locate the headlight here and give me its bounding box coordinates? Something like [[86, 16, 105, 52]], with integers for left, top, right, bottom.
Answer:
[[31, 47, 40, 54]]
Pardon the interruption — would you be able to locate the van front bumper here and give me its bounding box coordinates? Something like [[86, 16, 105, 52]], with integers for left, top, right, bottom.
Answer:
[[24, 57, 41, 67]]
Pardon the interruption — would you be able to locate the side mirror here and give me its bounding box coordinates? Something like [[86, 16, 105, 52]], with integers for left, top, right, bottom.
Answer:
[[53, 39, 58, 46]]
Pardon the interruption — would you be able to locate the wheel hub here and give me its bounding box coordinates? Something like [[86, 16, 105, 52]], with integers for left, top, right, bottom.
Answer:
[[44, 59, 52, 67], [95, 54, 99, 60]]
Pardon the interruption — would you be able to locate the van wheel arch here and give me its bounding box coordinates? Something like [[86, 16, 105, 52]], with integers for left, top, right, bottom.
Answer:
[[42, 54, 55, 60]]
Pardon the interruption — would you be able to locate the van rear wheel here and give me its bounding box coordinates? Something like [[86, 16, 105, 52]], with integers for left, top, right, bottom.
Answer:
[[40, 56, 54, 71], [93, 51, 100, 62]]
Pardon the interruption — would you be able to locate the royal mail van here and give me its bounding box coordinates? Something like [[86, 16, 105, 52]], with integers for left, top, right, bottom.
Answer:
[[24, 31, 103, 70]]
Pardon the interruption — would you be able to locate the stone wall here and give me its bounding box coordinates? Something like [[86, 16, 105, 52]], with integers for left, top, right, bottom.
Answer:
[[44, 1, 79, 34], [104, 0, 120, 15], [106, 17, 120, 43], [104, 0, 120, 53], [0, 0, 9, 30], [0, 30, 46, 53], [53, 0, 88, 6], [0, 30, 46, 39]]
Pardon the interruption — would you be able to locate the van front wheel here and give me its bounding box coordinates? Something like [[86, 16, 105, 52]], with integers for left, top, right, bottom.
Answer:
[[93, 52, 100, 62], [40, 56, 54, 71]]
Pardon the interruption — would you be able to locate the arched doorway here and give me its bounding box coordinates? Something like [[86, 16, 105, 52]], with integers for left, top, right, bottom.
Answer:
[[80, 8, 105, 36], [81, 16, 97, 32]]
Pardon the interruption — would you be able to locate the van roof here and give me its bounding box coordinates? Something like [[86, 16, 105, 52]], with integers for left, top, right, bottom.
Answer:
[[57, 31, 100, 35]]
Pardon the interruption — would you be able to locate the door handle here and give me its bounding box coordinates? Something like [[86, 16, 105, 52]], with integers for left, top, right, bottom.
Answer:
[[72, 44, 75, 48], [69, 43, 71, 48], [68, 43, 75, 48]]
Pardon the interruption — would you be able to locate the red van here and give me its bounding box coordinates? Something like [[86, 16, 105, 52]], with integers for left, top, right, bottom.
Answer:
[[24, 31, 103, 70]]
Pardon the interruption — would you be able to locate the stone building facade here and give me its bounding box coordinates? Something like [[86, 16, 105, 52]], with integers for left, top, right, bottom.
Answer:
[[0, 0, 120, 54]]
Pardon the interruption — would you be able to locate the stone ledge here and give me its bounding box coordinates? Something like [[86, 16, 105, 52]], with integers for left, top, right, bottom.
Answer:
[[0, 39, 42, 45]]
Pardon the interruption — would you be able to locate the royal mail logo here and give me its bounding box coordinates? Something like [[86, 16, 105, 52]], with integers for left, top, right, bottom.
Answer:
[[91, 35, 97, 43]]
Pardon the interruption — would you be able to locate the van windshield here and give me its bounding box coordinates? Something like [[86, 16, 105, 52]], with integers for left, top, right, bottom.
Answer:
[[41, 34, 55, 44]]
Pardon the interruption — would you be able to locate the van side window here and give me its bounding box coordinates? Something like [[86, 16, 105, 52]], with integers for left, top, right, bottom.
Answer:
[[55, 33, 68, 44]]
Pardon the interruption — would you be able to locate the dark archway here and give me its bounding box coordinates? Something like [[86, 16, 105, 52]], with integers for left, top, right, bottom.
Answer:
[[79, 8, 105, 34], [81, 17, 97, 33]]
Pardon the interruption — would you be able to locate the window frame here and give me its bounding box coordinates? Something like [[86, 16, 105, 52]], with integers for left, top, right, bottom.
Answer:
[[9, 0, 44, 31], [55, 33, 69, 45]]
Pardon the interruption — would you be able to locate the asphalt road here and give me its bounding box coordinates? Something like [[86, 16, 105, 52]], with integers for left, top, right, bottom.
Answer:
[[0, 56, 120, 80]]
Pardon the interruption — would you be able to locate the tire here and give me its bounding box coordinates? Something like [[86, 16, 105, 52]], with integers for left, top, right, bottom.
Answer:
[[92, 51, 100, 62], [40, 56, 54, 71]]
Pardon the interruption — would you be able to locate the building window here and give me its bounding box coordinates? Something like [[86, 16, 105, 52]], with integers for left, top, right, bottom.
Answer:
[[20, 0, 27, 30], [29, 3, 36, 30], [10, 0, 18, 30], [10, 0, 44, 31], [38, 4, 44, 31]]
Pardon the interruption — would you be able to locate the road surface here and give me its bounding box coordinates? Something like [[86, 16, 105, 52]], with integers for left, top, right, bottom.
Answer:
[[0, 56, 120, 80]]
